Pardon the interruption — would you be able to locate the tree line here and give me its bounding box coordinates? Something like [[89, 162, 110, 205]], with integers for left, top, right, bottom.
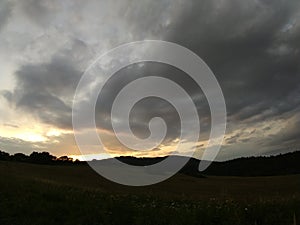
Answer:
[[0, 150, 81, 165], [1, 149, 300, 176]]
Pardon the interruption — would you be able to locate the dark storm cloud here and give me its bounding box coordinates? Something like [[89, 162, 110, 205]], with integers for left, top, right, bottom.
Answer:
[[20, 0, 55, 27], [111, 0, 300, 149], [163, 0, 300, 122], [2, 39, 91, 129], [0, 1, 12, 31], [3, 0, 300, 157], [160, 0, 300, 153], [95, 62, 211, 142]]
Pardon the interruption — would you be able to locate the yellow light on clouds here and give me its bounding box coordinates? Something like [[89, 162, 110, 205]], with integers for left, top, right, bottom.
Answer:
[[16, 132, 47, 143], [46, 129, 62, 137]]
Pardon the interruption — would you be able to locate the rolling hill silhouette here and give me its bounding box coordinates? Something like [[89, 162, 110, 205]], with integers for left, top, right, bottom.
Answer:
[[1, 150, 300, 177], [112, 151, 300, 177]]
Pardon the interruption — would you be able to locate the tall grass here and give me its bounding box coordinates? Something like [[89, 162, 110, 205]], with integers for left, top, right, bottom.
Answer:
[[0, 161, 299, 225]]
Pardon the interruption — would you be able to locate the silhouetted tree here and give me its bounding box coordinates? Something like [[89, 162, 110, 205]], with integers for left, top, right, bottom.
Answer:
[[0, 150, 10, 160], [29, 151, 56, 164], [12, 153, 29, 162]]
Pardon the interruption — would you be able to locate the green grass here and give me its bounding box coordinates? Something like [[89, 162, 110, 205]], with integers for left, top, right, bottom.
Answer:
[[0, 161, 299, 225]]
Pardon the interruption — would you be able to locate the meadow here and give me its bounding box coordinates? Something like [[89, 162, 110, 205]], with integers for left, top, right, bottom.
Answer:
[[0, 161, 299, 225]]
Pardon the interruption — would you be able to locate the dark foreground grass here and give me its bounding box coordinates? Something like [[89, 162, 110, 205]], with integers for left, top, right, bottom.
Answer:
[[0, 161, 299, 225]]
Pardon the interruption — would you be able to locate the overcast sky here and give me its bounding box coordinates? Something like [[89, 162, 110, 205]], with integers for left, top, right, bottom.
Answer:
[[0, 0, 299, 161]]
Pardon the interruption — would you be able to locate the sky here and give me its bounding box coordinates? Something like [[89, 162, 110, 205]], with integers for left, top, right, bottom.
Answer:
[[0, 0, 300, 161]]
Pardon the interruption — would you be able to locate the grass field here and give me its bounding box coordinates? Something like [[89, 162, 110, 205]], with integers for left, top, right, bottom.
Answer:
[[0, 161, 300, 225]]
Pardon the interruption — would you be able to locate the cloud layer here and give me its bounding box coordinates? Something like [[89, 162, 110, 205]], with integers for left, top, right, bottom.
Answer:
[[0, 0, 300, 159]]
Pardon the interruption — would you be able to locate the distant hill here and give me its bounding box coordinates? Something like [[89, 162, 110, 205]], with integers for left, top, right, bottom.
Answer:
[[108, 151, 300, 177], [1, 149, 300, 177], [203, 151, 300, 176], [116, 156, 206, 178]]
